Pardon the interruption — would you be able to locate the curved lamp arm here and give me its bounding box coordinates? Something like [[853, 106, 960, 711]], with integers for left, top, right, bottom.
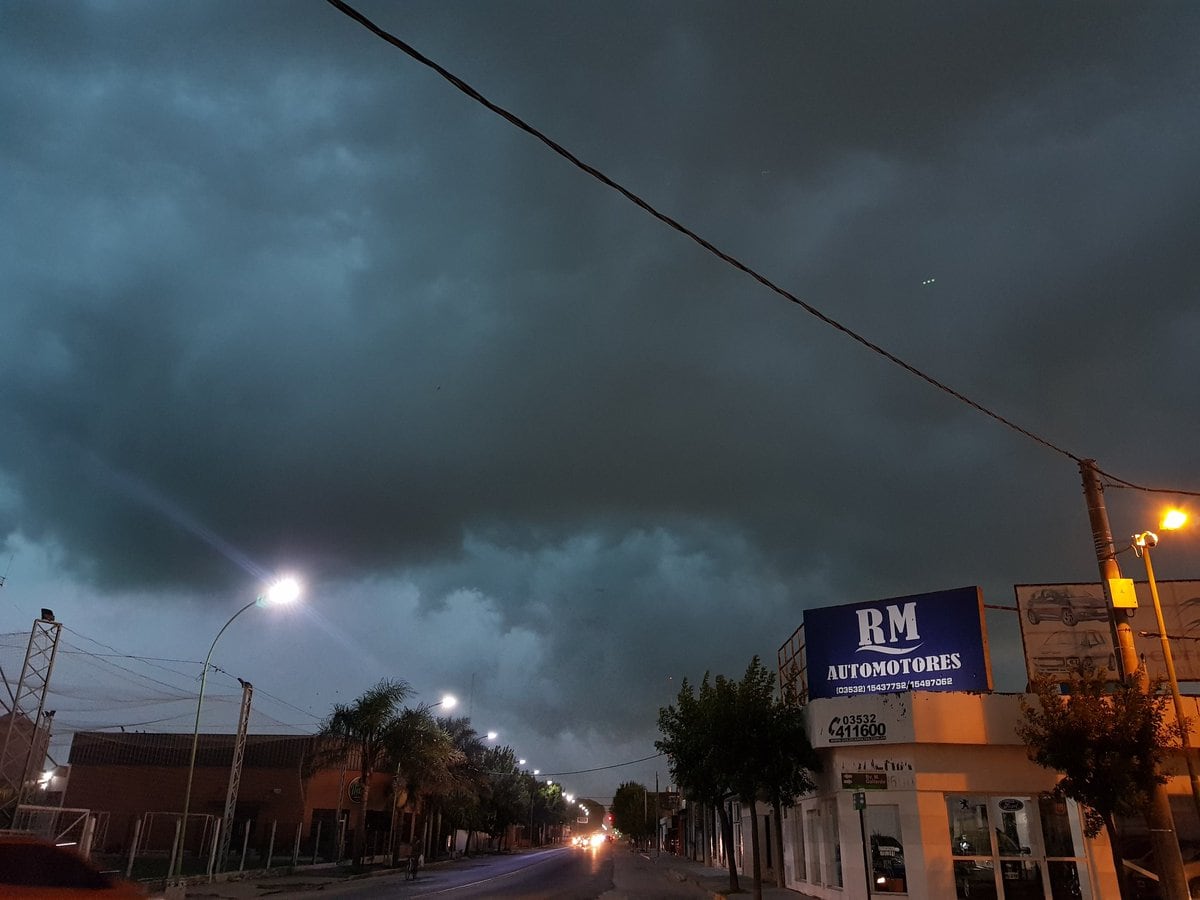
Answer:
[[173, 598, 259, 878]]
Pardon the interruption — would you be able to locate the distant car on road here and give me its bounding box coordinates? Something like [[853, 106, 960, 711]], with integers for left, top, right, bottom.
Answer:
[[1024, 588, 1108, 626]]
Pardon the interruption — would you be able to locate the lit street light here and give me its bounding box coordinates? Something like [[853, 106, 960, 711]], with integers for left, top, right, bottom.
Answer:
[[1133, 511, 1200, 820], [420, 694, 457, 714], [173, 576, 301, 879]]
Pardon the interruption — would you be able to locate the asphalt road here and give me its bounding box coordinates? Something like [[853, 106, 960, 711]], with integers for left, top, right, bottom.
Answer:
[[276, 844, 713, 899]]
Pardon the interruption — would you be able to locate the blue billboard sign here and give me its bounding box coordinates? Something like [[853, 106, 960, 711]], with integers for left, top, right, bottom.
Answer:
[[803, 586, 992, 699]]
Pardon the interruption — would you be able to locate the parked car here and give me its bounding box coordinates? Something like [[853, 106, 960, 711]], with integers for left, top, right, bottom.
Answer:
[[0, 835, 150, 898], [871, 834, 906, 889], [1024, 588, 1109, 626]]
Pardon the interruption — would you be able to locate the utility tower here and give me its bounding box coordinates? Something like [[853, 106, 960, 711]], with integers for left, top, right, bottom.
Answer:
[[0, 610, 62, 825], [217, 678, 254, 869]]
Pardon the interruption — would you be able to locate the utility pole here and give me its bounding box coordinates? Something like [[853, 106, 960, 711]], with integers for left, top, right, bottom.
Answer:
[[1080, 459, 1188, 900], [217, 679, 253, 871], [654, 772, 660, 856]]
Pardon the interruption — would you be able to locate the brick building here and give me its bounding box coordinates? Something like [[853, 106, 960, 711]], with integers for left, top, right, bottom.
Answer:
[[64, 731, 404, 860]]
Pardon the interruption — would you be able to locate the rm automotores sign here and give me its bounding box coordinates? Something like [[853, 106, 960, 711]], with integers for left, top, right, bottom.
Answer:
[[804, 586, 992, 700]]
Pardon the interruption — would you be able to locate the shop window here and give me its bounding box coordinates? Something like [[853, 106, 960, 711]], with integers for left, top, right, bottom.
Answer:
[[867, 804, 906, 893]]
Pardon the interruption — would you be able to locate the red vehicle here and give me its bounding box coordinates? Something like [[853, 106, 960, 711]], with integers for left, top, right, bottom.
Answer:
[[0, 835, 150, 899]]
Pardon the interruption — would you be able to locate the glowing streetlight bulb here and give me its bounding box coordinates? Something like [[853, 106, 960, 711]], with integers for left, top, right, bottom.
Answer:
[[441, 694, 458, 710], [519, 759, 526, 765], [487, 731, 498, 741], [265, 576, 302, 605], [1163, 509, 1188, 531]]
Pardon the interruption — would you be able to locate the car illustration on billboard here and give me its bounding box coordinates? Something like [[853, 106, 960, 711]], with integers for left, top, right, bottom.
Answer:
[[1023, 587, 1108, 626], [1018, 581, 1200, 683], [1028, 629, 1116, 675]]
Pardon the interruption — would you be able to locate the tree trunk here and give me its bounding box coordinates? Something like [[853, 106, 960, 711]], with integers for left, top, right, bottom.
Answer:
[[702, 802, 712, 867], [748, 799, 763, 900], [1104, 812, 1132, 900], [355, 771, 370, 865], [772, 795, 786, 888], [716, 799, 739, 893]]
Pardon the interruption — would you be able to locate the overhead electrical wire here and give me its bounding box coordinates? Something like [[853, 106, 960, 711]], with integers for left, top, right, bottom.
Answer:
[[536, 752, 665, 777], [62, 626, 321, 726], [208, 663, 323, 723], [482, 752, 666, 778], [60, 640, 197, 697], [323, 0, 1199, 499]]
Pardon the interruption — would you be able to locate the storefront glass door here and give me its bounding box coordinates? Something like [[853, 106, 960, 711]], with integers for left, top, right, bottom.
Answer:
[[947, 793, 1087, 900]]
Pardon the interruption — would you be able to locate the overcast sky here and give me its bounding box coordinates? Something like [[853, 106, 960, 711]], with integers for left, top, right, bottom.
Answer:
[[2, 1, 1199, 805]]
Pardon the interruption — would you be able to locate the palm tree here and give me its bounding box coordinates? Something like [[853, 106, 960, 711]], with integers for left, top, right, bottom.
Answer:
[[428, 716, 486, 857], [319, 678, 412, 864], [388, 706, 460, 860]]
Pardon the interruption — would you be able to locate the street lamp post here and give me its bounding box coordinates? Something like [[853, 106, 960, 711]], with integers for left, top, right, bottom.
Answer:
[[1080, 461, 1189, 900], [172, 577, 300, 880], [1134, 519, 1200, 822]]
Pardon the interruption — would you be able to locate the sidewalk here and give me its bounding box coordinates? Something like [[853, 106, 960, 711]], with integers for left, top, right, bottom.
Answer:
[[160, 859, 421, 899], [647, 851, 820, 900]]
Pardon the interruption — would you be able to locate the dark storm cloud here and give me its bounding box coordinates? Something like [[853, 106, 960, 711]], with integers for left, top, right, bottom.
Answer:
[[2, 1, 1199, 786]]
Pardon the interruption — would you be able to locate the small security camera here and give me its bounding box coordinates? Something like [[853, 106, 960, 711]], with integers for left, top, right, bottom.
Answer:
[[1135, 531, 1159, 549]]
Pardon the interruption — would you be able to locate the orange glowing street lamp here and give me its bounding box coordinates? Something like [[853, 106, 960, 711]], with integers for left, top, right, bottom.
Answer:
[[1133, 510, 1200, 821]]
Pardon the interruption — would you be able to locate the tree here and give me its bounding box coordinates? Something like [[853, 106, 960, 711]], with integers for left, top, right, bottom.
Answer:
[[656, 657, 820, 899], [319, 678, 412, 865], [478, 745, 524, 849], [754, 663, 820, 889], [428, 716, 486, 857], [611, 781, 652, 844], [758, 676, 819, 887], [723, 657, 819, 900], [1018, 664, 1177, 900], [388, 706, 459, 861], [542, 780, 571, 841], [657, 671, 741, 892]]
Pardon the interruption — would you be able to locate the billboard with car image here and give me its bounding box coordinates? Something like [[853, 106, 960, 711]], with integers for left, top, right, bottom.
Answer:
[[1016, 581, 1200, 681]]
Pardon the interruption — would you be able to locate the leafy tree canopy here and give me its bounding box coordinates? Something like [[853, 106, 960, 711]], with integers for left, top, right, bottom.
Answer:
[[611, 781, 651, 839], [1018, 665, 1175, 837]]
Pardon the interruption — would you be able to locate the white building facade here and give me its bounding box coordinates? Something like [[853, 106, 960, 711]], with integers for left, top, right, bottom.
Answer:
[[773, 689, 1114, 899]]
